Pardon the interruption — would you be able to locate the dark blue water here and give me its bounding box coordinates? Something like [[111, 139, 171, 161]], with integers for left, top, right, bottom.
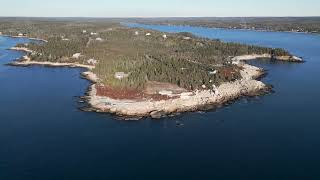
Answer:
[[1, 24, 320, 180]]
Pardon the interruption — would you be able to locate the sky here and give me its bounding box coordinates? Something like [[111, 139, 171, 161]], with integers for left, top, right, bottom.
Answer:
[[0, 0, 319, 17]]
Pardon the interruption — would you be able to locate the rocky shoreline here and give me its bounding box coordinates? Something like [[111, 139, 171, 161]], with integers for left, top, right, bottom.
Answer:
[[231, 54, 304, 62], [9, 58, 95, 70]]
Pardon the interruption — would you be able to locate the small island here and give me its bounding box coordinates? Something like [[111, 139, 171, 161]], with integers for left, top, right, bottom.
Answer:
[[1, 18, 303, 119]]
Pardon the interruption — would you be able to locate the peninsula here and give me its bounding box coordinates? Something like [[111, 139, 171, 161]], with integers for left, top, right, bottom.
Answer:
[[0, 18, 303, 118]]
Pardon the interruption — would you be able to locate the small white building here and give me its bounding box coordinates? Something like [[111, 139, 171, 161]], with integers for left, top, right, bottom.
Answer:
[[212, 84, 219, 95], [90, 32, 98, 36], [135, 31, 139, 35], [0, 32, 2, 35], [95, 37, 103, 41], [146, 33, 151, 36], [83, 30, 87, 33], [183, 37, 191, 40], [162, 34, 167, 39], [72, 53, 82, 59], [209, 70, 218, 75], [18, 33, 23, 37], [158, 90, 173, 96], [62, 38, 70, 41], [87, 59, 98, 65], [212, 84, 217, 90], [114, 72, 129, 80]]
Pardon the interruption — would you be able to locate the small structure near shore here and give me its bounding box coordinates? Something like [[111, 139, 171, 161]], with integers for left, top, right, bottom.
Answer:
[[162, 34, 167, 39], [114, 72, 129, 80], [87, 58, 98, 65], [209, 70, 218, 75], [158, 90, 173, 96], [72, 53, 82, 59]]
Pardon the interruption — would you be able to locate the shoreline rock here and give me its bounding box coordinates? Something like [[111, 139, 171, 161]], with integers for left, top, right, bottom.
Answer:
[[232, 54, 304, 63], [8, 60, 95, 70]]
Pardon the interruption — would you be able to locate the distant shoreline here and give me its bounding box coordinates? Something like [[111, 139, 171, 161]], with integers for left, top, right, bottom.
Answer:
[[128, 22, 320, 35]]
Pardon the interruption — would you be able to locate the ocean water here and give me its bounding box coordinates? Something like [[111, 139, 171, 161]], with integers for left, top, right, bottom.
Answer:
[[1, 24, 320, 180]]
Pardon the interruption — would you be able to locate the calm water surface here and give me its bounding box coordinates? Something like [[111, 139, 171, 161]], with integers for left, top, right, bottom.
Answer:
[[1, 25, 320, 180]]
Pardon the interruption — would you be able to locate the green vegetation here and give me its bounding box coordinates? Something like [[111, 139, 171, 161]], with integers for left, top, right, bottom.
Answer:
[[0, 17, 291, 91]]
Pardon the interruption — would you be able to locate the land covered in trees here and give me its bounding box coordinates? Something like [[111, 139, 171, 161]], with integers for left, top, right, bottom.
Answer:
[[133, 17, 320, 33], [0, 18, 291, 96]]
